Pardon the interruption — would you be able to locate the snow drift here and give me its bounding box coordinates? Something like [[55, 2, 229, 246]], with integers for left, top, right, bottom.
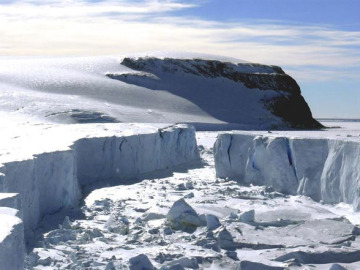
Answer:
[[0, 53, 320, 129], [214, 133, 360, 210], [0, 123, 199, 270]]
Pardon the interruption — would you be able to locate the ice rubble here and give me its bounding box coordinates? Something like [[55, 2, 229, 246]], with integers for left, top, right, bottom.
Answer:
[[214, 132, 360, 210], [0, 123, 199, 270]]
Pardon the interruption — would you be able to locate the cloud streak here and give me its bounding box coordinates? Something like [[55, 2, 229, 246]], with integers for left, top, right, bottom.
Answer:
[[0, 0, 359, 82]]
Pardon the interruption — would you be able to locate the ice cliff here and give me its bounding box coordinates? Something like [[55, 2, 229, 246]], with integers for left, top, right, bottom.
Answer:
[[214, 133, 360, 210], [0, 123, 199, 270]]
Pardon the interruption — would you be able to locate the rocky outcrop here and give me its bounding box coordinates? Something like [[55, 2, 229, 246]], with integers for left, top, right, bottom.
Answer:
[[112, 57, 322, 129]]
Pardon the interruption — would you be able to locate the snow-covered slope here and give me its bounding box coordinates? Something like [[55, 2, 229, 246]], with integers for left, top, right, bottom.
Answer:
[[214, 129, 360, 210], [0, 52, 320, 129]]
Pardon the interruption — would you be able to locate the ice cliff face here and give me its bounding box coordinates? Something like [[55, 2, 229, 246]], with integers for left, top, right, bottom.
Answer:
[[0, 124, 199, 270], [0, 194, 25, 270], [108, 56, 321, 129], [214, 133, 360, 210]]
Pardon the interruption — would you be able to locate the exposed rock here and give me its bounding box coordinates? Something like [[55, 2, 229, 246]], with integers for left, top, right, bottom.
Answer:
[[264, 93, 321, 128], [118, 57, 321, 129]]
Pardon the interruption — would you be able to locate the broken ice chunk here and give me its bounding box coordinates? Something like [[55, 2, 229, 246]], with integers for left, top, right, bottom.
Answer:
[[217, 228, 237, 251], [206, 214, 221, 231], [236, 260, 284, 270], [167, 198, 202, 233], [104, 214, 129, 235], [239, 210, 255, 223], [129, 254, 154, 270]]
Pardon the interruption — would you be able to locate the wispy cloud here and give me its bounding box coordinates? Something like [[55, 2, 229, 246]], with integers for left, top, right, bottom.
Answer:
[[0, 0, 359, 82]]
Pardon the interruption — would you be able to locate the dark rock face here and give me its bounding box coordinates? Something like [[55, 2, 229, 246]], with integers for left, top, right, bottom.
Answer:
[[118, 57, 322, 129], [264, 94, 322, 128]]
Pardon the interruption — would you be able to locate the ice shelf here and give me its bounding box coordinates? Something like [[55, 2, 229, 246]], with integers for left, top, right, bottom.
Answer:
[[0, 123, 199, 270], [215, 132, 360, 211]]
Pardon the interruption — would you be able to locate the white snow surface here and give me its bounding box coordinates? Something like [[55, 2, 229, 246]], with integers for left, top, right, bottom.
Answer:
[[0, 53, 285, 129]]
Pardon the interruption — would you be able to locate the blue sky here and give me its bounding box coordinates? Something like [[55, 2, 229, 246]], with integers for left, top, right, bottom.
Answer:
[[0, 0, 359, 118]]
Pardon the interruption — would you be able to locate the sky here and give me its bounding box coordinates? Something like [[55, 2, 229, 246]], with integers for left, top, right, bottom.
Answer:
[[0, 0, 359, 118]]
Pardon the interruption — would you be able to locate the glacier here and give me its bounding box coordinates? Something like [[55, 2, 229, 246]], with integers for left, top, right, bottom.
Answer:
[[214, 132, 360, 210], [0, 122, 199, 270]]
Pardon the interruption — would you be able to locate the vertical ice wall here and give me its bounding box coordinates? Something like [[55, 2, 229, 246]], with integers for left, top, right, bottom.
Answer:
[[0, 193, 25, 270], [214, 133, 360, 210], [0, 150, 80, 244], [0, 211, 25, 270], [0, 124, 199, 270], [75, 125, 198, 186]]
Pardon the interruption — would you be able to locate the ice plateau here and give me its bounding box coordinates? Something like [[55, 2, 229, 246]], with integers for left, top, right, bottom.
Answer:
[[0, 52, 320, 129]]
